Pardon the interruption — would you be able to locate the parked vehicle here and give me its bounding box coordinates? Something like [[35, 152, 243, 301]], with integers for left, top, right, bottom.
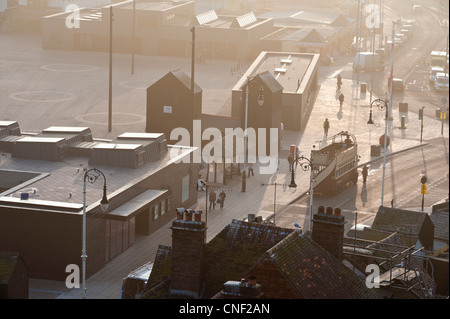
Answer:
[[353, 52, 384, 72], [434, 72, 449, 92], [430, 66, 445, 83], [389, 78, 405, 93], [430, 51, 448, 68]]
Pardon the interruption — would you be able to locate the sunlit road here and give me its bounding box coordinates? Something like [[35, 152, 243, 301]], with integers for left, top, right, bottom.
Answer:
[[280, 136, 449, 231]]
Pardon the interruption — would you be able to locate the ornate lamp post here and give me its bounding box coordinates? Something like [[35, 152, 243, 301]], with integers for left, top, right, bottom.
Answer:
[[82, 168, 109, 298], [287, 153, 314, 232], [367, 98, 388, 207]]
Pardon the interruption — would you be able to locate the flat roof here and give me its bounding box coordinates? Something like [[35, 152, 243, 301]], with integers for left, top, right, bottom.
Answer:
[[234, 51, 318, 93], [108, 189, 168, 219], [0, 132, 195, 213], [93, 143, 142, 150], [17, 136, 66, 143], [43, 126, 90, 133], [118, 132, 164, 140]]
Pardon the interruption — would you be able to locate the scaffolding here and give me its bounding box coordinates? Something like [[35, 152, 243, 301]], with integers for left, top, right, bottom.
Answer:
[[343, 237, 438, 299]]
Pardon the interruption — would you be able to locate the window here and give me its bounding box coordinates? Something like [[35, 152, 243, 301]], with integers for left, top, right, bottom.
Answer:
[[161, 199, 166, 216], [182, 175, 190, 203], [152, 206, 158, 220]]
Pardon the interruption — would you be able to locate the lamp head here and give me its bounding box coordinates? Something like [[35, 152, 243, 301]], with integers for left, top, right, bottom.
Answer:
[[100, 185, 109, 212]]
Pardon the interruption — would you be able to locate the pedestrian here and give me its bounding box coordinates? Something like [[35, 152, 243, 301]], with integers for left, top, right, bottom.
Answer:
[[323, 118, 330, 136], [337, 74, 342, 90], [339, 93, 344, 107], [209, 189, 216, 210], [218, 190, 226, 208], [362, 165, 369, 184], [241, 171, 247, 192], [248, 162, 254, 177]]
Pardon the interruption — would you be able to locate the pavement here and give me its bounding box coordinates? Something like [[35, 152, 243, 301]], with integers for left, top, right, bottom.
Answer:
[[27, 52, 449, 298]]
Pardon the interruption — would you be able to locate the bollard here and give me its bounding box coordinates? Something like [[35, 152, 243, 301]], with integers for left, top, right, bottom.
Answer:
[[401, 116, 405, 129]]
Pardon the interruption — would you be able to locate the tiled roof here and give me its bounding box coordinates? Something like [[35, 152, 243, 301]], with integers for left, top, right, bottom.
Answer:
[[430, 210, 449, 241], [144, 245, 172, 293], [372, 207, 432, 236], [262, 232, 387, 299], [203, 219, 293, 298]]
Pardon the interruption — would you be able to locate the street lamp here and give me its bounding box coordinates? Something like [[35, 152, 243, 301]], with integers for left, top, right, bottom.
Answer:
[[82, 168, 109, 298], [367, 98, 389, 207], [287, 154, 314, 232]]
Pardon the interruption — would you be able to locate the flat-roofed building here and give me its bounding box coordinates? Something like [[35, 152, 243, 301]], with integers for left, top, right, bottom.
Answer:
[[232, 51, 319, 131], [0, 122, 199, 281]]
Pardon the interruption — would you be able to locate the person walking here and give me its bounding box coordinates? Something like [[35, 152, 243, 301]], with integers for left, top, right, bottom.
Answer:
[[248, 162, 254, 177], [337, 74, 342, 90], [218, 190, 226, 208], [338, 92, 345, 107], [323, 118, 330, 137], [362, 165, 369, 184], [209, 189, 217, 210], [241, 171, 247, 192]]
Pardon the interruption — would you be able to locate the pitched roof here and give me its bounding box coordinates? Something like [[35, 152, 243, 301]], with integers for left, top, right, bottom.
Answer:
[[259, 232, 387, 299], [371, 207, 433, 236], [148, 68, 202, 94], [203, 219, 293, 298], [430, 210, 449, 241], [256, 71, 283, 93]]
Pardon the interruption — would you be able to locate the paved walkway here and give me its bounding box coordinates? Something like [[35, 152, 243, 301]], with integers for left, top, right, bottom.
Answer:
[[29, 59, 449, 299]]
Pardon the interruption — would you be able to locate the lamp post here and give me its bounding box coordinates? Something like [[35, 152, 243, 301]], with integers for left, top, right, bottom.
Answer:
[[287, 154, 314, 232], [260, 182, 286, 226], [82, 168, 109, 298], [367, 98, 388, 207]]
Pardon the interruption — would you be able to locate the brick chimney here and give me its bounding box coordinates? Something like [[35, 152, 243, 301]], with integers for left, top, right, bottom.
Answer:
[[312, 206, 345, 260], [170, 208, 206, 298], [221, 276, 262, 299]]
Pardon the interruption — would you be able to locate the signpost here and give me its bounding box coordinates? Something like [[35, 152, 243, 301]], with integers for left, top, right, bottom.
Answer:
[[420, 175, 427, 211]]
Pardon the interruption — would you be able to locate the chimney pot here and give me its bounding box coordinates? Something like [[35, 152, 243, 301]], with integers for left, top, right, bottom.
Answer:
[[334, 207, 341, 216], [326, 206, 333, 215], [318, 206, 325, 214], [194, 210, 202, 221], [185, 209, 193, 221], [176, 208, 185, 220]]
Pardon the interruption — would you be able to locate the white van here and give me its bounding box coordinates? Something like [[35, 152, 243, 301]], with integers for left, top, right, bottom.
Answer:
[[353, 52, 384, 72], [430, 66, 444, 83], [434, 72, 449, 92]]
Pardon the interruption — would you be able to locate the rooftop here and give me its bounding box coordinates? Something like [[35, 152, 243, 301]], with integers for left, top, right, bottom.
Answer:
[[234, 51, 319, 93], [0, 123, 194, 215]]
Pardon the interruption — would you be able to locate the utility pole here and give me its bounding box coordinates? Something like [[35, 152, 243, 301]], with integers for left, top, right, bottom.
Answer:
[[108, 5, 113, 133], [131, 0, 135, 75], [381, 21, 395, 207], [191, 26, 195, 117]]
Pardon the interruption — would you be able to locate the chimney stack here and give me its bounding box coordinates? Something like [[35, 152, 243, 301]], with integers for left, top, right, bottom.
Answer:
[[312, 206, 345, 260], [170, 208, 206, 298]]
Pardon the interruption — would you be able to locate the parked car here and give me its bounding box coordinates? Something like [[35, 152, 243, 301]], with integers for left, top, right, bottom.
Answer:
[[434, 72, 449, 92], [430, 66, 445, 83], [353, 52, 385, 72], [346, 224, 371, 238]]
